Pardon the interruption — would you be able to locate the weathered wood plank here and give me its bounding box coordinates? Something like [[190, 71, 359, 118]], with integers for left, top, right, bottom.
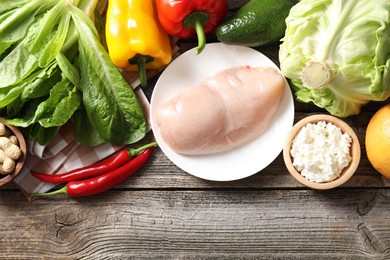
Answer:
[[2, 0, 389, 259], [1, 189, 390, 259]]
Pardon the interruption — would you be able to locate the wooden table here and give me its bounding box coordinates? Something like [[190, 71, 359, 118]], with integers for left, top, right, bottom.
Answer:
[[2, 1, 390, 259]]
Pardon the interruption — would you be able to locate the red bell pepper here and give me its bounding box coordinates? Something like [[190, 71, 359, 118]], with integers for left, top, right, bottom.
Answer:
[[156, 0, 228, 55]]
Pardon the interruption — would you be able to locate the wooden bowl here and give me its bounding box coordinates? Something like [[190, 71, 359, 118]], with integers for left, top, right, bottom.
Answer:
[[283, 114, 360, 190], [0, 119, 27, 186]]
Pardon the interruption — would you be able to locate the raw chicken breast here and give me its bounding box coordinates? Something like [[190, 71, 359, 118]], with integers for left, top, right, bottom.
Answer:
[[155, 66, 285, 155]]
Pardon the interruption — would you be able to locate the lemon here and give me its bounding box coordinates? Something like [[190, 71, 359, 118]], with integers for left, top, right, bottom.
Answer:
[[365, 104, 390, 178]]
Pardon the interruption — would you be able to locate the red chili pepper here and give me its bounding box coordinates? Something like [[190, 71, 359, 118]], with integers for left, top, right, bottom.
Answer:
[[30, 147, 154, 197], [31, 142, 157, 184], [155, 0, 228, 55]]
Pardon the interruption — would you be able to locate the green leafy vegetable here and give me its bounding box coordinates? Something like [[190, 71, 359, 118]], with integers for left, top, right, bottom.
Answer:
[[56, 52, 80, 86], [68, 5, 146, 145], [0, 0, 57, 56], [279, 0, 390, 117], [28, 123, 59, 146], [35, 78, 82, 127], [0, 0, 146, 146], [73, 109, 105, 146], [0, 85, 24, 109], [6, 77, 81, 128], [20, 62, 61, 100]]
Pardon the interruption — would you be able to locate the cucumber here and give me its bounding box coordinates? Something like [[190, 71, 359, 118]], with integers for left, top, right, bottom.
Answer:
[[216, 0, 297, 47]]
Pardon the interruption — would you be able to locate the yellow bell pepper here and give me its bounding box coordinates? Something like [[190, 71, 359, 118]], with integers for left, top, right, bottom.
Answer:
[[105, 0, 172, 87]]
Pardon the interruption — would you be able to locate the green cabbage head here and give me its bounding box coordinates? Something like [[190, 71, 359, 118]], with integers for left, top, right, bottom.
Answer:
[[279, 0, 390, 117]]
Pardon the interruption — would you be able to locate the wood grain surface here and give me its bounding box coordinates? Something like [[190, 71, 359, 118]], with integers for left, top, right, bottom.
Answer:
[[1, 0, 390, 259]]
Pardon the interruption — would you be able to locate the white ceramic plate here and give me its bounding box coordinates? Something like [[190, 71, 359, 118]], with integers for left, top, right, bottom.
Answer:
[[150, 43, 294, 181]]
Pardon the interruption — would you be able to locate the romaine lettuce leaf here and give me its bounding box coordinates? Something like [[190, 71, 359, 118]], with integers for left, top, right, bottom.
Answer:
[[69, 5, 146, 145]]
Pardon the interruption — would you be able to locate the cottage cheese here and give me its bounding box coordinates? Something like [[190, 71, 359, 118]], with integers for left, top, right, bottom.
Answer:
[[290, 121, 352, 183]]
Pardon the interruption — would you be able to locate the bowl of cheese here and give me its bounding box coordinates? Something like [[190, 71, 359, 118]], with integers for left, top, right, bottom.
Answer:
[[283, 114, 360, 190]]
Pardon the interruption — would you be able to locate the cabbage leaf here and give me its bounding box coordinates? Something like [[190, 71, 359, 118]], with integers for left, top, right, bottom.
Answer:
[[279, 0, 390, 117]]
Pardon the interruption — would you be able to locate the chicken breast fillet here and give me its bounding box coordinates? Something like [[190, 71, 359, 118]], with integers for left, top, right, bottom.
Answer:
[[155, 66, 285, 155]]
